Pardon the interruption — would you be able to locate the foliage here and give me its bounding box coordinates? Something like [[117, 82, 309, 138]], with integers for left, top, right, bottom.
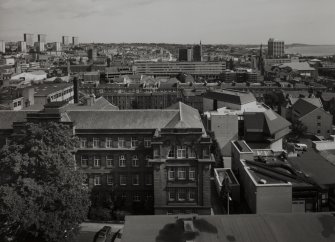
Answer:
[[289, 120, 308, 140], [0, 122, 90, 242], [88, 207, 112, 221]]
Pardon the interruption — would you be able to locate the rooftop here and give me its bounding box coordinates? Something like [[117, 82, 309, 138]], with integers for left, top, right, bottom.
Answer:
[[33, 83, 73, 97], [279, 62, 315, 71], [203, 89, 256, 106], [291, 98, 323, 118], [288, 143, 335, 186], [1, 102, 205, 134], [122, 213, 335, 242]]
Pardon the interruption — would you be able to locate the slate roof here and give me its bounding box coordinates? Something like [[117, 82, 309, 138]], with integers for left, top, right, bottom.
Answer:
[[289, 145, 335, 186], [67, 110, 178, 130], [203, 89, 256, 105], [244, 109, 291, 136], [67, 102, 205, 132], [279, 62, 316, 71], [122, 213, 335, 242], [0, 111, 34, 129], [64, 97, 119, 111], [292, 98, 323, 118], [1, 102, 206, 134]]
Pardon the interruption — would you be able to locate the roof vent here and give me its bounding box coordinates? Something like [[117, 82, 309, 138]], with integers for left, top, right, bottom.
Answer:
[[259, 179, 267, 184]]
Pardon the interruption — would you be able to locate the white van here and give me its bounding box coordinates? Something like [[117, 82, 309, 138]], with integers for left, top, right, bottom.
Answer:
[[294, 143, 307, 151]]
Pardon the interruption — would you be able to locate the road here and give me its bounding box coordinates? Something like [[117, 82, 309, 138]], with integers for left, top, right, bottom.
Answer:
[[74, 222, 124, 242]]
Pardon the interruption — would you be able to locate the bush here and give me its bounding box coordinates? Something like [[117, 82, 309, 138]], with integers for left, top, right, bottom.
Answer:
[[89, 207, 112, 221]]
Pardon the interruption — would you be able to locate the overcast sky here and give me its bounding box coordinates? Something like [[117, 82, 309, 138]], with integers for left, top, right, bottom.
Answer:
[[0, 0, 334, 44]]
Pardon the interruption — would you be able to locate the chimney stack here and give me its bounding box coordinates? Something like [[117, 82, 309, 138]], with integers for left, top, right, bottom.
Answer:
[[73, 76, 79, 103]]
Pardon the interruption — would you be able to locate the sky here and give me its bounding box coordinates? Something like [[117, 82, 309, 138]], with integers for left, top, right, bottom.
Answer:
[[0, 0, 335, 45]]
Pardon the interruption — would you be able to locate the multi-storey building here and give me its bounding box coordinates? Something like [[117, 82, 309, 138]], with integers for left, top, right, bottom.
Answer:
[[24, 33, 34, 47], [62, 36, 70, 45], [267, 38, 285, 58], [80, 82, 181, 109], [193, 42, 202, 62], [72, 37, 79, 46], [18, 41, 27, 53], [37, 34, 46, 43], [34, 42, 45, 52], [133, 61, 226, 79], [0, 40, 5, 53], [178, 48, 188, 62], [0, 102, 214, 215]]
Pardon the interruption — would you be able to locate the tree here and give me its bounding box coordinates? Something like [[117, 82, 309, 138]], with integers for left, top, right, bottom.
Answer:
[[220, 173, 231, 214], [289, 120, 308, 141], [0, 122, 90, 242]]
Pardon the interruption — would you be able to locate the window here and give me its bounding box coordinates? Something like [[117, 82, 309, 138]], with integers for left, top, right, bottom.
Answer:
[[144, 138, 151, 148], [189, 168, 196, 181], [94, 176, 101, 186], [202, 147, 210, 158], [145, 155, 152, 167], [94, 156, 101, 167], [132, 174, 140, 185], [167, 146, 175, 158], [80, 138, 87, 148], [168, 169, 175, 181], [177, 146, 187, 158], [106, 138, 113, 148], [118, 137, 125, 148], [120, 174, 127, 185], [168, 190, 175, 201], [107, 175, 114, 185], [121, 193, 127, 200], [317, 130, 321, 134], [145, 193, 152, 201], [145, 174, 153, 185], [119, 155, 126, 167], [81, 155, 88, 167], [153, 148, 160, 158], [317, 115, 321, 120], [133, 193, 141, 202], [317, 123, 321, 127], [189, 189, 195, 201], [106, 155, 114, 167], [188, 147, 196, 158], [131, 138, 138, 148], [93, 138, 99, 148], [178, 188, 186, 201], [178, 168, 186, 180], [132, 155, 139, 167]]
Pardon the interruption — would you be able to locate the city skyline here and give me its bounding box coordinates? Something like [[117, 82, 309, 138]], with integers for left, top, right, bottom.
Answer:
[[0, 0, 335, 45]]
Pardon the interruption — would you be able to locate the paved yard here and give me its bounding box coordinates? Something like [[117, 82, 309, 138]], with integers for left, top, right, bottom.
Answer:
[[74, 222, 124, 242]]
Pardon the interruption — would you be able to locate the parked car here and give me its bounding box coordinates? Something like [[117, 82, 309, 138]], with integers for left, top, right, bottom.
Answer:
[[294, 143, 307, 151], [114, 229, 123, 242], [95, 226, 112, 242]]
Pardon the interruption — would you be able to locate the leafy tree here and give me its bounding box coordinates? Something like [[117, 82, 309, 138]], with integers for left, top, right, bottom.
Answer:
[[289, 120, 308, 141], [0, 122, 90, 242]]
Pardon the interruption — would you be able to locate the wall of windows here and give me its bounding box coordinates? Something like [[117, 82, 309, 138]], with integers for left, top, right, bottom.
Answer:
[[167, 146, 197, 159], [168, 167, 197, 181], [168, 188, 196, 202], [78, 136, 152, 149]]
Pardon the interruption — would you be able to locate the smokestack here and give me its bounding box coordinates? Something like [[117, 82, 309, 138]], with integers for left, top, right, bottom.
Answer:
[[73, 76, 79, 103]]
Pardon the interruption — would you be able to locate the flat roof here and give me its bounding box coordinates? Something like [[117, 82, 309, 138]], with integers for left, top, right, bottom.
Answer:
[[234, 140, 253, 153], [33, 83, 72, 97], [122, 213, 335, 242]]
